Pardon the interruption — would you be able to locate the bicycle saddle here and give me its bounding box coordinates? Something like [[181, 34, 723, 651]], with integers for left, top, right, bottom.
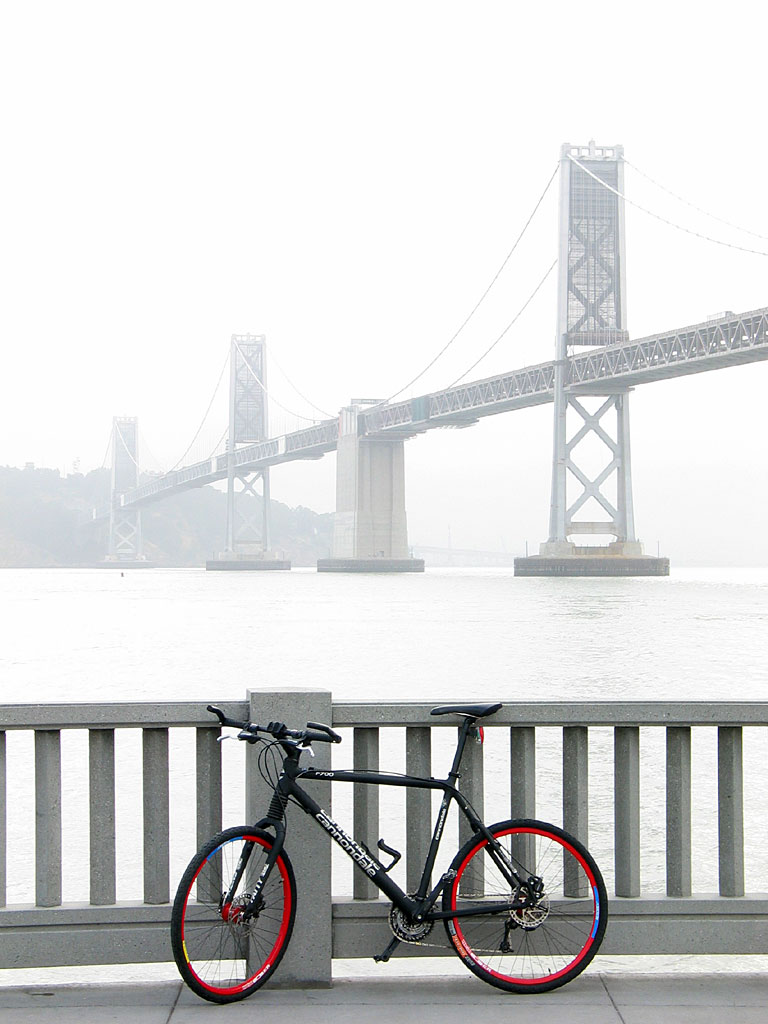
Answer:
[[430, 702, 502, 719]]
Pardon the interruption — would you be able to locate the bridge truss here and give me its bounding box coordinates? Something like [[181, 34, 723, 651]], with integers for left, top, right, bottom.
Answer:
[[90, 306, 768, 523]]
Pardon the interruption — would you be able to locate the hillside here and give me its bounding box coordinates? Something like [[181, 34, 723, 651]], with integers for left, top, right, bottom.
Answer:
[[0, 466, 333, 567]]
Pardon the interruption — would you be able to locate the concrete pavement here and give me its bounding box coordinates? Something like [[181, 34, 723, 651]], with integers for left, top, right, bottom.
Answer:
[[1, 973, 768, 1024]]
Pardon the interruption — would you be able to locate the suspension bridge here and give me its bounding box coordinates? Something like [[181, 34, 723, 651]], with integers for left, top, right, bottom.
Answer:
[[91, 142, 768, 575]]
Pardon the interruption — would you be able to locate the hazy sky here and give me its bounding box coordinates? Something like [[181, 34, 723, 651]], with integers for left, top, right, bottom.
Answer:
[[1, 1, 767, 563]]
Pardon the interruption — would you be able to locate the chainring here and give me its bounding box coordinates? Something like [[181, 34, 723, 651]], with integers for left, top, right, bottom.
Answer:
[[389, 903, 433, 943]]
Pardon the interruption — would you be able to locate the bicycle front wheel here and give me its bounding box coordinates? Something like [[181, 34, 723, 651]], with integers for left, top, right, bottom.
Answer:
[[171, 825, 296, 1003], [442, 819, 606, 993]]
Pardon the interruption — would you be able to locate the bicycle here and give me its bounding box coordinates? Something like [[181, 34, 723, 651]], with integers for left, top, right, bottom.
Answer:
[[171, 701, 607, 1002]]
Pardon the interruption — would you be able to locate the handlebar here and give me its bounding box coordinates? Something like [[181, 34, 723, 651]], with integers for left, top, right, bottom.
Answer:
[[206, 704, 342, 745]]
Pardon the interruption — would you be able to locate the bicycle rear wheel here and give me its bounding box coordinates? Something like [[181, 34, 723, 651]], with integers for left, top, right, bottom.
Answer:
[[171, 825, 296, 1003], [442, 818, 606, 993]]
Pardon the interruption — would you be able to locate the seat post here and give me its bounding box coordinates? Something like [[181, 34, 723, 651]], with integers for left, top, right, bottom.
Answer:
[[448, 717, 476, 781]]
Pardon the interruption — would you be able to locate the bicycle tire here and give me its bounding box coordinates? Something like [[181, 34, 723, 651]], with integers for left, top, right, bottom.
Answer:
[[171, 825, 296, 1003], [442, 818, 607, 993]]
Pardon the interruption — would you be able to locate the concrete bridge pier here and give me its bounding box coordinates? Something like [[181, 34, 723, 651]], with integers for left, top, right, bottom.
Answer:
[[317, 405, 424, 572]]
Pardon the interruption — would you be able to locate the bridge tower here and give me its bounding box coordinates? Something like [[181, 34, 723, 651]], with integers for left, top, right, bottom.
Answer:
[[206, 335, 290, 571], [105, 416, 147, 564], [516, 141, 668, 576]]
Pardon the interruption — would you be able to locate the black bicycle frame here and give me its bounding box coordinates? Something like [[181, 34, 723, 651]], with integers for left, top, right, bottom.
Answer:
[[248, 718, 526, 923]]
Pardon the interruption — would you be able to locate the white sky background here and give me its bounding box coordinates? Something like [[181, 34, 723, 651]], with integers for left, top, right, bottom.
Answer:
[[1, 1, 766, 564]]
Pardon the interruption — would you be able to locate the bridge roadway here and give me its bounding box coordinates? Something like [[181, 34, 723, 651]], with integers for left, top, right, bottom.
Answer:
[[93, 307, 768, 519]]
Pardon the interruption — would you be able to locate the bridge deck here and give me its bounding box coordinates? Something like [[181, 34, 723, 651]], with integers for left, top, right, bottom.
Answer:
[[92, 307, 767, 517]]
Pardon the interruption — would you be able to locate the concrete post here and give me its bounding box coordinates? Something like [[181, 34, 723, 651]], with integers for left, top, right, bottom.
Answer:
[[405, 727, 432, 893], [563, 726, 589, 897], [142, 728, 170, 905], [718, 726, 744, 897], [510, 727, 536, 870], [89, 729, 116, 906], [195, 726, 222, 851], [353, 728, 379, 900], [246, 688, 333, 986], [35, 730, 62, 907], [666, 726, 692, 898], [458, 730, 484, 895], [614, 726, 641, 897]]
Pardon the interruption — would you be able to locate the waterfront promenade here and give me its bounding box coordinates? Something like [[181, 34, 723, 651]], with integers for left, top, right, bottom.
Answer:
[[1, 973, 767, 1023]]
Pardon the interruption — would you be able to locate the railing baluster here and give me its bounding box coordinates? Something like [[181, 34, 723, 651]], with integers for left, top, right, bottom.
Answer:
[[195, 726, 222, 851], [405, 727, 431, 893], [563, 726, 589, 896], [666, 726, 691, 897], [194, 727, 222, 905], [0, 731, 5, 908], [718, 725, 744, 897], [510, 726, 535, 871], [459, 728, 484, 896], [614, 725, 640, 897], [89, 728, 116, 905], [353, 727, 379, 899], [35, 730, 62, 907], [142, 728, 169, 905]]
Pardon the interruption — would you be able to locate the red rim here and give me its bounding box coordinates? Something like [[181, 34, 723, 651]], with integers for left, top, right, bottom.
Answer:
[[450, 825, 599, 985], [181, 835, 292, 996]]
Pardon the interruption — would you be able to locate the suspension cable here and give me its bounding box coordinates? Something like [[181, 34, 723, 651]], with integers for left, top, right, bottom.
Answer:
[[568, 154, 768, 257], [164, 348, 230, 473], [447, 258, 558, 387], [267, 347, 334, 418], [113, 420, 140, 469], [231, 338, 322, 423], [625, 158, 768, 243], [99, 429, 113, 470], [208, 424, 230, 459], [375, 164, 559, 407], [138, 433, 165, 474]]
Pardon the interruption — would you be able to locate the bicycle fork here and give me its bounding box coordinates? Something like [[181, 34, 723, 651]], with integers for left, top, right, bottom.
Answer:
[[220, 819, 288, 923]]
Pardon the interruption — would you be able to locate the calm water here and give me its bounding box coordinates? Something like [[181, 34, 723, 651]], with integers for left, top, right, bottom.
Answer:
[[2, 566, 768, 981], [3, 566, 767, 705]]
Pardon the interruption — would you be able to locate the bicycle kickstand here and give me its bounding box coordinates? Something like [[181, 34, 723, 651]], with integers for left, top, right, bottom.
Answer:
[[373, 936, 401, 963]]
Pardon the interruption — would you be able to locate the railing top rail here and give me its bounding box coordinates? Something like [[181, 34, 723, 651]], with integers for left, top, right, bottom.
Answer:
[[4, 699, 768, 731], [0, 701, 248, 730], [331, 700, 768, 728]]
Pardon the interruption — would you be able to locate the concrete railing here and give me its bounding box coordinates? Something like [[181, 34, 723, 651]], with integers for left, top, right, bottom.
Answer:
[[2, 692, 768, 982]]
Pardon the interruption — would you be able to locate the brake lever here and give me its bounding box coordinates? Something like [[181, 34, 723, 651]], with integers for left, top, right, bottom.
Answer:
[[237, 729, 260, 745]]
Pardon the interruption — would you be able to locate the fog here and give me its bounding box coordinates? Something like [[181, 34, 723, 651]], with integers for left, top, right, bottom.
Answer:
[[1, 1, 766, 564]]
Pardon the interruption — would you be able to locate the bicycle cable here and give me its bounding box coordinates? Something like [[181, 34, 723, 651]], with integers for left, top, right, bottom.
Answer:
[[256, 739, 283, 790]]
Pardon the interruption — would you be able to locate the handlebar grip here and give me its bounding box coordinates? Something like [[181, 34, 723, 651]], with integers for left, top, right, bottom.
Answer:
[[207, 704, 250, 731], [306, 721, 343, 743]]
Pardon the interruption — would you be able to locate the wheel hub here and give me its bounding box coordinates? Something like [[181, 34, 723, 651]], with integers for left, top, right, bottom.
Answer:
[[221, 892, 261, 925], [510, 879, 550, 930]]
